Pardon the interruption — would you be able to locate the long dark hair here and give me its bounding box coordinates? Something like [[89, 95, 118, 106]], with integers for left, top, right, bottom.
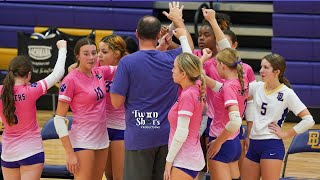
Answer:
[[2, 56, 32, 126]]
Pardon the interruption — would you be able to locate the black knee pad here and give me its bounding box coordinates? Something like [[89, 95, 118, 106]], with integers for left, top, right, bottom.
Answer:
[[232, 178, 241, 180]]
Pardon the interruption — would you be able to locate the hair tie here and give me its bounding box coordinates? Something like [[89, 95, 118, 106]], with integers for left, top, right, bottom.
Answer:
[[233, 59, 242, 67]]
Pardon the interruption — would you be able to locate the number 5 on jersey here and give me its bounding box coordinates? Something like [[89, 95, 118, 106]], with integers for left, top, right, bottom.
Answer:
[[261, 102, 268, 115]]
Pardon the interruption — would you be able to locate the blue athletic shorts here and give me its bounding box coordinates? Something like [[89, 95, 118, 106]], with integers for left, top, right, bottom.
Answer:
[[108, 128, 124, 141], [208, 136, 241, 163], [1, 152, 44, 168], [246, 139, 285, 163], [73, 148, 88, 152], [238, 125, 245, 140], [175, 166, 199, 179], [205, 117, 213, 137]]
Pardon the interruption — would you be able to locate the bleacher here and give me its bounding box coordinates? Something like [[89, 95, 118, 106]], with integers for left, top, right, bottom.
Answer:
[[0, 1, 154, 69], [272, 1, 320, 121], [0, 1, 155, 110], [0, 1, 319, 122]]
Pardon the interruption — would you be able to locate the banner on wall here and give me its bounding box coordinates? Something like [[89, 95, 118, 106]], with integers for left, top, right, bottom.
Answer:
[[17, 32, 61, 94], [17, 29, 96, 95]]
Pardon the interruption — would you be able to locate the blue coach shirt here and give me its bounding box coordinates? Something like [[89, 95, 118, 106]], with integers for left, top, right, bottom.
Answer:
[[110, 48, 182, 150]]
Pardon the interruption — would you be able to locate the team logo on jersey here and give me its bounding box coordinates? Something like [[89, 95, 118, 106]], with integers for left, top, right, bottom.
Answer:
[[277, 92, 284, 101], [60, 84, 67, 92], [133, 110, 160, 129], [30, 82, 38, 87], [28, 45, 52, 60], [96, 74, 102, 80]]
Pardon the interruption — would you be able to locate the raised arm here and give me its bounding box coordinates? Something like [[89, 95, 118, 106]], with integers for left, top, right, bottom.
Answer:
[[202, 8, 231, 50], [162, 2, 194, 50], [172, 28, 192, 53], [201, 48, 223, 92], [44, 40, 67, 88]]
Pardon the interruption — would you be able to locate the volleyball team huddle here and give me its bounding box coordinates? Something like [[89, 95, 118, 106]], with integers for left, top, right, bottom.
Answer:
[[0, 2, 315, 180]]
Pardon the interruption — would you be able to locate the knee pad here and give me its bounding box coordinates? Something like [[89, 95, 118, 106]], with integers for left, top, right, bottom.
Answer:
[[232, 178, 241, 180]]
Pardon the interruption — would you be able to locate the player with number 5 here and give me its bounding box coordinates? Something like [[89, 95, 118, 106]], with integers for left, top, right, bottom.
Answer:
[[241, 54, 315, 180]]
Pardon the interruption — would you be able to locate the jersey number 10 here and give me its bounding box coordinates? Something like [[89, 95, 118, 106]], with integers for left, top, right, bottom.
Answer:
[[94, 87, 104, 100]]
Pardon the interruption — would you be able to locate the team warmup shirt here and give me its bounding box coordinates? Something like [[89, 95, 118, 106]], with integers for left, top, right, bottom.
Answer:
[[249, 81, 306, 140], [59, 66, 116, 149], [0, 80, 47, 161], [193, 49, 255, 120], [168, 85, 205, 171], [110, 48, 182, 150], [210, 78, 249, 139]]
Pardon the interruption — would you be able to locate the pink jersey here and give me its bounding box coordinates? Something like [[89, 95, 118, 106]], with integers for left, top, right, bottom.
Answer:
[[0, 80, 47, 161], [167, 85, 205, 171], [243, 63, 256, 83], [97, 62, 124, 130], [193, 49, 255, 121], [194, 50, 220, 119], [209, 78, 249, 140], [96, 61, 125, 130], [105, 79, 125, 130], [58, 66, 116, 149]]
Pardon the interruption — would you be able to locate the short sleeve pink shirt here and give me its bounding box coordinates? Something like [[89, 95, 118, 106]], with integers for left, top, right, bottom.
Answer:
[[0, 80, 47, 161], [193, 50, 256, 122], [243, 63, 256, 83], [58, 66, 116, 149], [168, 85, 205, 171], [104, 79, 125, 130], [209, 79, 249, 140], [97, 63, 125, 130], [193, 49, 222, 119]]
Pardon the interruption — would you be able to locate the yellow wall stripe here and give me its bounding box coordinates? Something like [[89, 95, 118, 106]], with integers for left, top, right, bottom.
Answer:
[[0, 48, 17, 70], [0, 28, 114, 70]]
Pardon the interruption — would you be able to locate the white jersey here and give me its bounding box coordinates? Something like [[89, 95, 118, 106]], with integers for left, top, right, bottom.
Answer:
[[249, 81, 306, 140]]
